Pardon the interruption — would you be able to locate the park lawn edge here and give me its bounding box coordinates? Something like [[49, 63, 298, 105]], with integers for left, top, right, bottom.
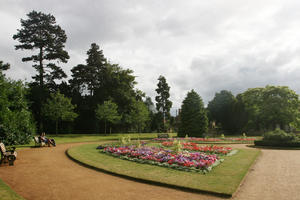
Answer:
[[66, 143, 261, 197], [0, 178, 25, 200]]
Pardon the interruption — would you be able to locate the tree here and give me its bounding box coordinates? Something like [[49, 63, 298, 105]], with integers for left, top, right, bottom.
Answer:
[[70, 43, 106, 96], [241, 85, 300, 132], [95, 100, 121, 134], [13, 10, 70, 132], [69, 43, 141, 133], [129, 100, 150, 133], [207, 90, 236, 133], [0, 62, 36, 145], [260, 86, 299, 130], [13, 10, 69, 87], [178, 90, 208, 137], [42, 91, 78, 134], [155, 75, 172, 132]]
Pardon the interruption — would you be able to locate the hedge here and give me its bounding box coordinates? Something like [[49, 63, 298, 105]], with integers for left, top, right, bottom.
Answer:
[[254, 140, 300, 147]]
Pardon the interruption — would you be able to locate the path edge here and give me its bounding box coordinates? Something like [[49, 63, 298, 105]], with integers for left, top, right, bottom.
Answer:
[[231, 150, 262, 198]]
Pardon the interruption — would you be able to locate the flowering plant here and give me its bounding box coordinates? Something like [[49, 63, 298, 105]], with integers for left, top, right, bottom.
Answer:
[[162, 142, 232, 155], [182, 143, 232, 155], [100, 145, 221, 173]]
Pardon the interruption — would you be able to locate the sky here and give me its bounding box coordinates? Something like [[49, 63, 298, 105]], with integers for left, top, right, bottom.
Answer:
[[2, 0, 300, 113]]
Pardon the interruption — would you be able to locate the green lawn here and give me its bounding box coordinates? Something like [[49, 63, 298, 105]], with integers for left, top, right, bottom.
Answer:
[[13, 133, 177, 149], [67, 143, 261, 196], [0, 179, 24, 200]]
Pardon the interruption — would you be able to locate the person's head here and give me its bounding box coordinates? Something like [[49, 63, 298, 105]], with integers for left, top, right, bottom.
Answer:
[[41, 132, 45, 136]]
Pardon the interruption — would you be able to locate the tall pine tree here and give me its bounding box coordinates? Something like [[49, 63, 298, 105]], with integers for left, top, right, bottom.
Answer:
[[13, 10, 69, 87], [155, 75, 172, 132], [178, 90, 208, 137], [13, 10, 69, 132]]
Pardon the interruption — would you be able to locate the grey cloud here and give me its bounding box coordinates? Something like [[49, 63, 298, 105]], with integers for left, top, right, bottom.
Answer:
[[2, 0, 300, 113]]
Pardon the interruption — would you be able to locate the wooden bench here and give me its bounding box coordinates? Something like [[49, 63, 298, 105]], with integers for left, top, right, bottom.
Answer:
[[33, 136, 46, 147], [157, 133, 169, 138], [0, 143, 17, 166]]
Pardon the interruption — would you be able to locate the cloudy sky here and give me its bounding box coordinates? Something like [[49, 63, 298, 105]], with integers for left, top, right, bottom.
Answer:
[[2, 0, 300, 112]]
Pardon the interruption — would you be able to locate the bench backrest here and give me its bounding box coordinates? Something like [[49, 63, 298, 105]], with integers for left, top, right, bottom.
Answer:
[[157, 133, 169, 138], [0, 143, 6, 154], [33, 136, 39, 143]]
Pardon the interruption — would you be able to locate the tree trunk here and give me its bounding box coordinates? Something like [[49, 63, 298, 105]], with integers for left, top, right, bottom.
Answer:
[[104, 120, 107, 135], [56, 120, 58, 135], [39, 47, 44, 87], [110, 127, 112, 134]]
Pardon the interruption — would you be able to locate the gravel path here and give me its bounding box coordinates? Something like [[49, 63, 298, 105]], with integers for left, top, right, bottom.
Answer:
[[0, 143, 299, 200]]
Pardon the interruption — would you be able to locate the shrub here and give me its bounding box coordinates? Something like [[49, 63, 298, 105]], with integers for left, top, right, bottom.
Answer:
[[255, 128, 300, 147], [0, 75, 36, 145], [262, 128, 296, 142], [254, 140, 300, 147]]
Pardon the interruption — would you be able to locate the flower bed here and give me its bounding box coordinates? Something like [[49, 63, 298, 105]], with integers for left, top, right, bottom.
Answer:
[[183, 143, 232, 155], [161, 142, 232, 155], [153, 137, 257, 143], [99, 145, 222, 173]]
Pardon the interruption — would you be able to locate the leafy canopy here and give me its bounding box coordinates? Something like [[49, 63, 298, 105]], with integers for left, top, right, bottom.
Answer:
[[241, 85, 300, 130], [42, 91, 78, 134], [96, 100, 121, 134]]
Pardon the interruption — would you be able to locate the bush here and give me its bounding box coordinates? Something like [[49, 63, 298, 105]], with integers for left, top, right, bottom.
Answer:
[[254, 128, 300, 147], [262, 128, 296, 142], [0, 75, 36, 145], [254, 140, 300, 147]]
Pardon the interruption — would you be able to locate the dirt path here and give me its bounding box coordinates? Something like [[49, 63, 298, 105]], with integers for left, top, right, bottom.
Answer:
[[0, 143, 299, 200]]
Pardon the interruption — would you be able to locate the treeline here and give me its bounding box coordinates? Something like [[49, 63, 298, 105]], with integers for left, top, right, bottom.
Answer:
[[2, 10, 175, 140], [1, 10, 300, 145], [207, 87, 300, 135]]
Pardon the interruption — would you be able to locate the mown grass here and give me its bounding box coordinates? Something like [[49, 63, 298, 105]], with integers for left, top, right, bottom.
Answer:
[[13, 133, 177, 149], [67, 143, 261, 196], [0, 179, 24, 200]]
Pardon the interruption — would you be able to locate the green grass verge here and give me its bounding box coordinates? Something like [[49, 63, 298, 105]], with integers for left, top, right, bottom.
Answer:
[[13, 133, 177, 149], [67, 143, 261, 197], [0, 179, 24, 200]]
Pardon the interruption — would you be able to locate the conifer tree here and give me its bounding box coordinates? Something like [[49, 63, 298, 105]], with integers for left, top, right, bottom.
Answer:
[[13, 10, 69, 87], [178, 90, 208, 137], [155, 75, 172, 132]]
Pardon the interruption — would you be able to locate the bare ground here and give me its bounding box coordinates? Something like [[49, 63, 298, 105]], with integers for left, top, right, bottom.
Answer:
[[0, 143, 299, 200]]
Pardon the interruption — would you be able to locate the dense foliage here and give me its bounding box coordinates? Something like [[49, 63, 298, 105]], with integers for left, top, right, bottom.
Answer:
[[262, 128, 297, 142], [42, 91, 78, 134], [0, 70, 35, 145], [241, 86, 300, 132], [95, 100, 121, 134], [254, 128, 300, 147], [207, 86, 300, 135], [208, 90, 237, 133], [178, 90, 208, 137]]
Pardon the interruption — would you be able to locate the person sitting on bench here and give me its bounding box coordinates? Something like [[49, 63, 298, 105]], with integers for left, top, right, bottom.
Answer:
[[39, 132, 56, 147]]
